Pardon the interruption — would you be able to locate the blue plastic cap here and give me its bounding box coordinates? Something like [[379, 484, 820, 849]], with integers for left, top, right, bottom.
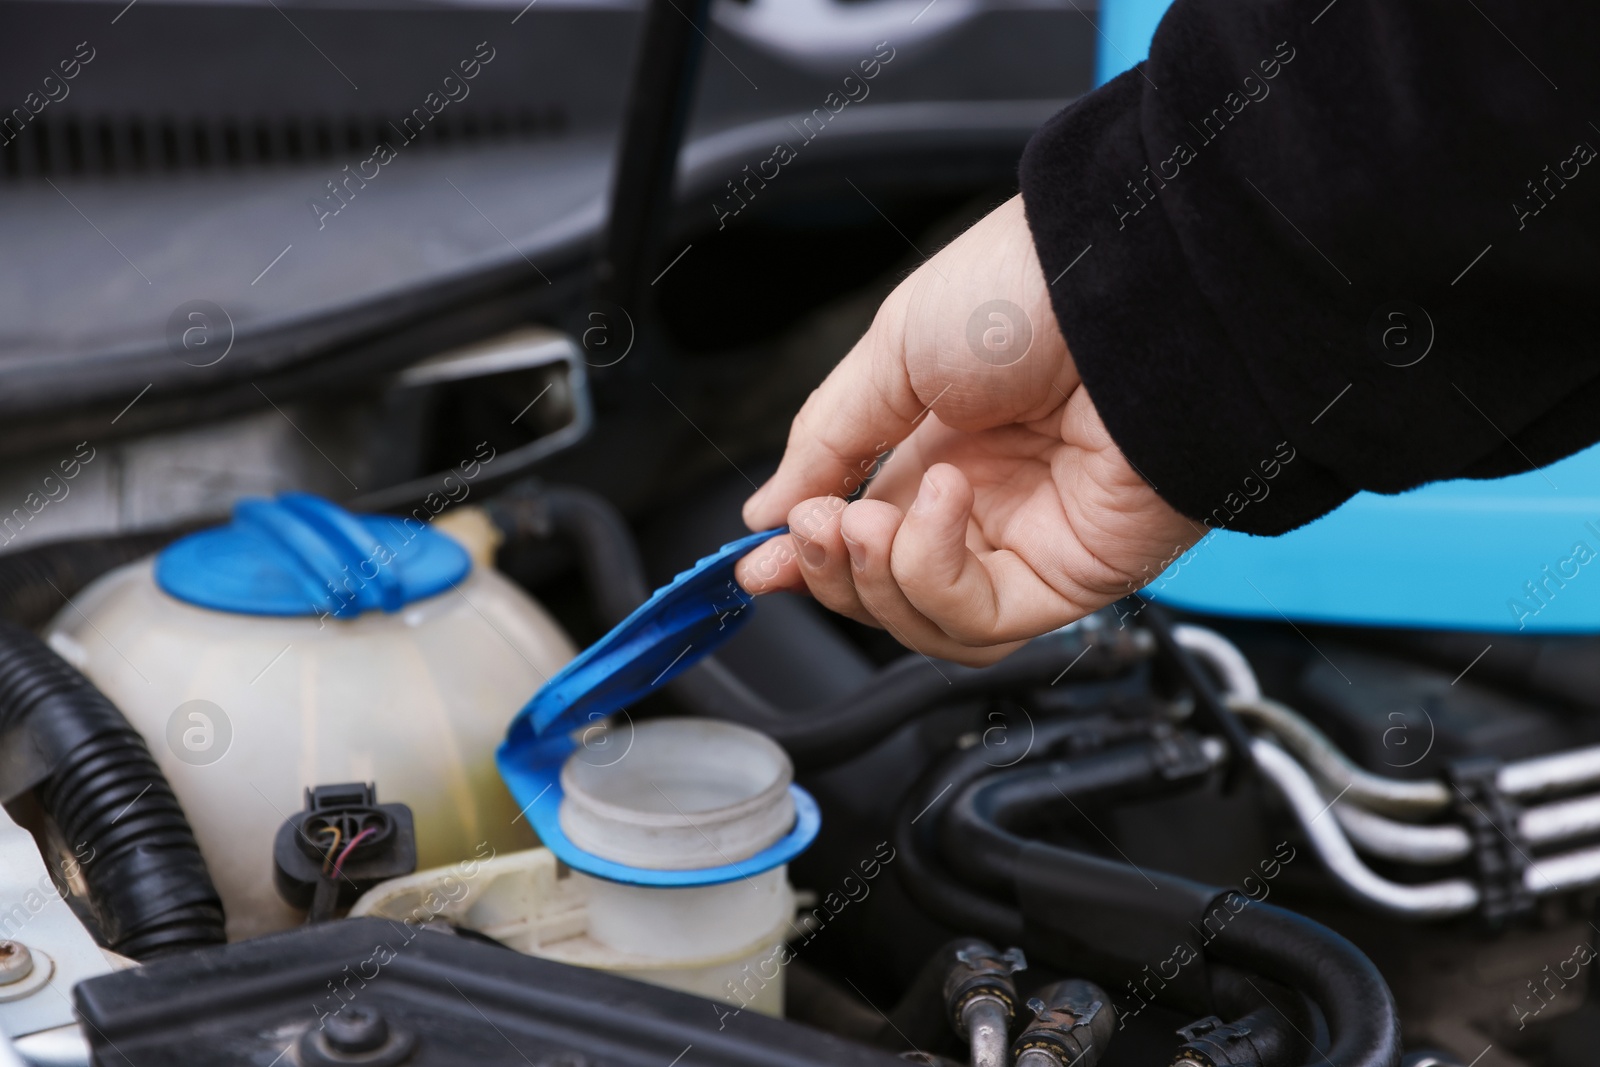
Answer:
[[504, 526, 785, 746], [497, 525, 820, 888], [156, 492, 472, 617]]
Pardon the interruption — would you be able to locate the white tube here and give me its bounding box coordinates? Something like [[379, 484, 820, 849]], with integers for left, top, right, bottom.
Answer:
[[1173, 624, 1262, 702], [1332, 802, 1472, 865], [1251, 738, 1479, 918], [1329, 788, 1600, 863], [1176, 626, 1600, 821], [1234, 697, 1453, 817], [1499, 745, 1600, 800], [1158, 628, 1600, 906], [1519, 792, 1600, 845], [1526, 844, 1600, 894]]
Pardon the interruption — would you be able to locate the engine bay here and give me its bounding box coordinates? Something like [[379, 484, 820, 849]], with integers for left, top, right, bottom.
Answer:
[[3, 2, 1600, 1066], [2, 459, 1599, 1067]]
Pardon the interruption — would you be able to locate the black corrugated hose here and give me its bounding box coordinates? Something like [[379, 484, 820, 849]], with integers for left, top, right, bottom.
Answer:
[[0, 530, 184, 629], [0, 620, 226, 958]]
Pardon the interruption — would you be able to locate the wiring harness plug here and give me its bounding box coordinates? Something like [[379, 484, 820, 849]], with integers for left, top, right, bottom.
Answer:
[[274, 782, 416, 923]]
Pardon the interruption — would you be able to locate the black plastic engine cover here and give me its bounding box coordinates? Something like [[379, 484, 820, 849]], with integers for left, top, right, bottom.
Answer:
[[74, 917, 904, 1067]]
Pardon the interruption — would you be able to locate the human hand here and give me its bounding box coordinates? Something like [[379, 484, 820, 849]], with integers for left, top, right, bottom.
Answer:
[[734, 195, 1201, 665]]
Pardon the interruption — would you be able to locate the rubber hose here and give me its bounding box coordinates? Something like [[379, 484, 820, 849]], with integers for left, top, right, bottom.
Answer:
[[939, 753, 1401, 1067], [895, 801, 1026, 943], [1014, 978, 1117, 1067], [894, 748, 1031, 943], [878, 938, 1001, 1053], [486, 483, 1152, 768], [0, 621, 225, 958], [532, 486, 652, 628], [0, 529, 186, 629], [1206, 902, 1402, 1067], [747, 634, 1150, 768], [890, 715, 1157, 944], [1196, 965, 1316, 1067], [937, 741, 1205, 895]]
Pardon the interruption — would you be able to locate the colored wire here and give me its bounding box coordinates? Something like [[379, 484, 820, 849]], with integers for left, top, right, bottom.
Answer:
[[317, 825, 342, 875], [331, 827, 377, 881]]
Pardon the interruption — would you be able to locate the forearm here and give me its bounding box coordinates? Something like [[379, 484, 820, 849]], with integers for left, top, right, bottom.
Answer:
[[1021, 0, 1600, 534]]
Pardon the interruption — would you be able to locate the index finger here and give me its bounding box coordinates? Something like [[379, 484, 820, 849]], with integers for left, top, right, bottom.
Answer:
[[742, 285, 925, 529]]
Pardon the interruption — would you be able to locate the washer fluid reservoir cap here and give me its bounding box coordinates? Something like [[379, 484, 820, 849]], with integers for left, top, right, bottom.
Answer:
[[506, 526, 785, 741], [497, 525, 821, 887], [156, 492, 471, 617]]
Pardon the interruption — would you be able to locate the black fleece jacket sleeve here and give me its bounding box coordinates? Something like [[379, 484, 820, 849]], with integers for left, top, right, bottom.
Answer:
[[1019, 0, 1600, 535]]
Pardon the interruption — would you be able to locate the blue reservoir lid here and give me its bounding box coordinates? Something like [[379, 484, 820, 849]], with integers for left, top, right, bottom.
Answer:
[[497, 525, 822, 887], [506, 526, 786, 742], [156, 492, 471, 618]]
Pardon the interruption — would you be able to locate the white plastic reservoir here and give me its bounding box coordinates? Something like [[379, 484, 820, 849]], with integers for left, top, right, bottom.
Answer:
[[45, 495, 574, 939], [354, 718, 799, 1015]]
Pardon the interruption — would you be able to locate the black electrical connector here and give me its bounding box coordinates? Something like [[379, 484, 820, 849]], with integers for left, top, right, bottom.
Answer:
[[273, 782, 416, 922], [1131, 596, 1255, 790], [1448, 756, 1536, 926]]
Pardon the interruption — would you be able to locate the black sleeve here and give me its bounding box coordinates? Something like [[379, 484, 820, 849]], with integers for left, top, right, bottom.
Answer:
[[1019, 0, 1600, 535]]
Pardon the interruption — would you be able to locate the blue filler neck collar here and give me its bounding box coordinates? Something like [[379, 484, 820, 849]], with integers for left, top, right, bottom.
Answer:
[[496, 526, 822, 887]]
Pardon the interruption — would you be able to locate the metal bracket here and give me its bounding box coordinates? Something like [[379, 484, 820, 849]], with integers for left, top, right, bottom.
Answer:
[[0, 808, 113, 1041]]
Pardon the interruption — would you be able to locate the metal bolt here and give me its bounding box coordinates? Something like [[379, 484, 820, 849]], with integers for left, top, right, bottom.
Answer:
[[324, 1005, 390, 1055], [0, 942, 34, 986]]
